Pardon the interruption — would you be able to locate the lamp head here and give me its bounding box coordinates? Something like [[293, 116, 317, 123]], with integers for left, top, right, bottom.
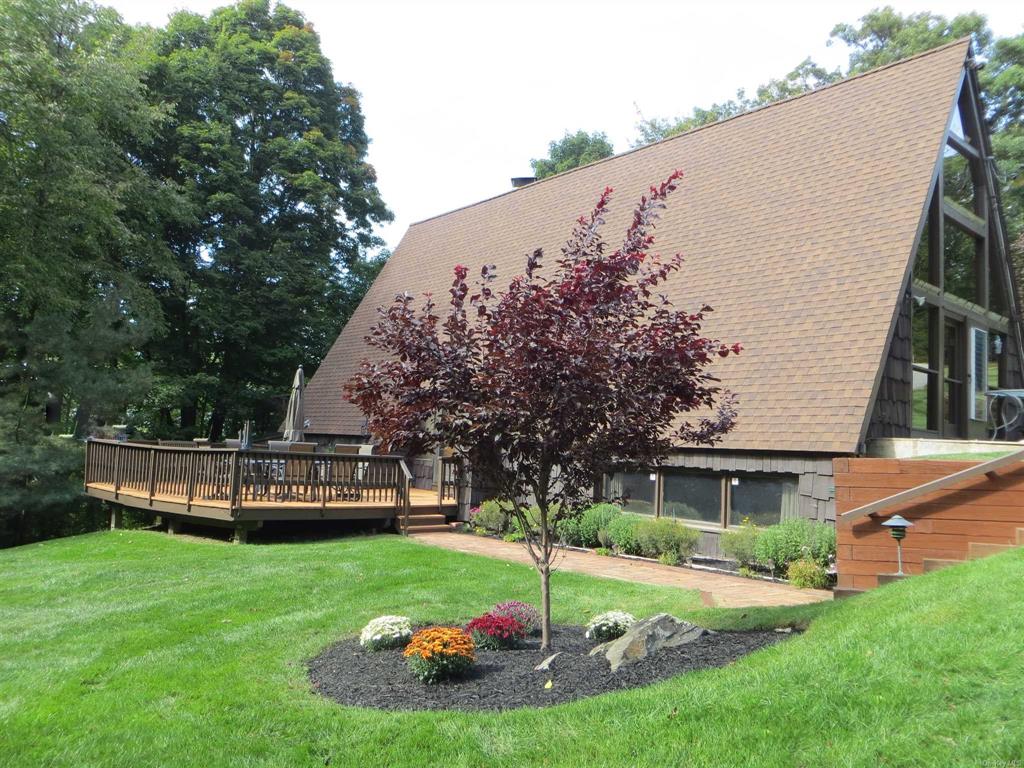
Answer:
[[882, 514, 913, 540]]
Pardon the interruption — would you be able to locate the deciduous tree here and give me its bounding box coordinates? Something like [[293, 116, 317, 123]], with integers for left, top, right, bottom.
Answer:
[[531, 130, 614, 180], [347, 172, 740, 648], [139, 0, 392, 439]]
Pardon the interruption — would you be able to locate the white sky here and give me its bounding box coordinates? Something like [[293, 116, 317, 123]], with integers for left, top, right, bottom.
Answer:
[[109, 0, 1023, 251]]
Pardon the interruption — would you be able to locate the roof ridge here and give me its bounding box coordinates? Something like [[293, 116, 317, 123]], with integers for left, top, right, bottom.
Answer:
[[407, 36, 972, 229]]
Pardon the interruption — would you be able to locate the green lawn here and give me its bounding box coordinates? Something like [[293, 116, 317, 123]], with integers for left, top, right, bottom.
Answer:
[[911, 450, 1015, 461], [1, 531, 1022, 767]]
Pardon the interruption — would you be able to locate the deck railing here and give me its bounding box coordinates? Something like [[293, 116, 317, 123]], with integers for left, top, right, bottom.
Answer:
[[85, 439, 423, 516], [440, 456, 461, 506]]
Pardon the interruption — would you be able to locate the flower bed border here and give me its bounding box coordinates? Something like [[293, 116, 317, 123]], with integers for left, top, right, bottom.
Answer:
[[454, 525, 832, 589]]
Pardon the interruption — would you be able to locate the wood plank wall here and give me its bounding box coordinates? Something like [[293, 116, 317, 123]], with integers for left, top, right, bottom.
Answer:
[[867, 293, 913, 440], [664, 452, 837, 558], [835, 457, 1024, 591]]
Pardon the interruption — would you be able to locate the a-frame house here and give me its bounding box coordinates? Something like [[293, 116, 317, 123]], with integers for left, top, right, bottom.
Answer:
[[300, 38, 1023, 554]]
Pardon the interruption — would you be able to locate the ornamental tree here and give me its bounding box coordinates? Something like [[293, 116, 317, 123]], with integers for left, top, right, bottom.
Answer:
[[346, 171, 740, 649]]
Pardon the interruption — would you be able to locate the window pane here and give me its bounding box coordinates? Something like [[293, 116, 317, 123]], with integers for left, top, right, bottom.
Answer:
[[728, 475, 798, 527], [943, 149, 978, 215], [662, 472, 721, 526], [943, 219, 979, 302], [913, 369, 938, 431], [605, 471, 656, 515], [990, 333, 1005, 391], [948, 107, 965, 140], [911, 303, 933, 370], [913, 221, 932, 284], [944, 320, 964, 428], [971, 327, 988, 421]]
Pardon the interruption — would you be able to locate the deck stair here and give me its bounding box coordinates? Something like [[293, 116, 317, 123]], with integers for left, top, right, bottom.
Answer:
[[922, 530, 1024, 573], [399, 511, 451, 534], [837, 450, 1024, 593]]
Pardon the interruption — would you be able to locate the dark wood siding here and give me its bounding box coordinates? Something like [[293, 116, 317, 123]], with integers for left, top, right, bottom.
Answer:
[[866, 292, 913, 440]]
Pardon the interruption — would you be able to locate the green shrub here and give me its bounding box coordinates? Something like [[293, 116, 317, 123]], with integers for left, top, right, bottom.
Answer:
[[577, 503, 622, 547], [556, 513, 583, 546], [502, 530, 524, 543], [754, 518, 836, 573], [594, 546, 612, 556], [721, 518, 761, 566], [635, 518, 700, 560], [737, 566, 758, 579], [787, 558, 829, 589], [658, 551, 680, 566], [607, 514, 644, 555], [473, 499, 512, 533]]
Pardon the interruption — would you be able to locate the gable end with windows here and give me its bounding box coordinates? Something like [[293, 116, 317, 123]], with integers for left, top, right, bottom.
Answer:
[[867, 56, 1024, 443]]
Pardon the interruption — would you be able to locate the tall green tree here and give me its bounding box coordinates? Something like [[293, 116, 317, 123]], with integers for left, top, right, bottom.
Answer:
[[635, 58, 840, 145], [0, 0, 181, 545], [139, 0, 392, 439], [531, 130, 614, 180], [832, 8, 991, 73]]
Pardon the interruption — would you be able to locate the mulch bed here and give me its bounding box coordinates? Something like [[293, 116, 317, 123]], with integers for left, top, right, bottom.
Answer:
[[307, 625, 788, 711]]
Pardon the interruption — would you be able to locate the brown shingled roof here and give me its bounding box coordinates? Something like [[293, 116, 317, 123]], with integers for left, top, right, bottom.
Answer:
[[304, 39, 970, 454]]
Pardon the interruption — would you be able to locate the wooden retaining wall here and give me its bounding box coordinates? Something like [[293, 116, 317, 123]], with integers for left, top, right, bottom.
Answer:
[[835, 457, 1024, 591]]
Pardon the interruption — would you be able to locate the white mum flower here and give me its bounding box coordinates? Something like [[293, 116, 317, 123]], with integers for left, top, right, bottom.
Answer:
[[360, 615, 413, 650], [585, 611, 637, 642]]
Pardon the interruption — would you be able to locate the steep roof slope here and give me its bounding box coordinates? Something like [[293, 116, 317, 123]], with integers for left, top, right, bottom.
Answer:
[[305, 40, 969, 453]]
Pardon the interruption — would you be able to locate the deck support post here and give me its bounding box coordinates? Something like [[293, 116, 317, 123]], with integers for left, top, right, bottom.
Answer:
[[112, 443, 122, 500], [167, 518, 181, 536], [109, 507, 123, 530], [232, 525, 248, 545], [146, 447, 157, 507]]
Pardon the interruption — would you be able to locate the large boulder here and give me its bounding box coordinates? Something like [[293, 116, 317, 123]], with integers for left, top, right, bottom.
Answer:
[[597, 613, 708, 672]]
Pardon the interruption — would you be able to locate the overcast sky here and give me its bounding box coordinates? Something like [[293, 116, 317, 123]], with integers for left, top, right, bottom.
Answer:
[[108, 0, 1022, 251]]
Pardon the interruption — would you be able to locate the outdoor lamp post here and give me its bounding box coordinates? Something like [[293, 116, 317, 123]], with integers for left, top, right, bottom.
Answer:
[[882, 515, 914, 576]]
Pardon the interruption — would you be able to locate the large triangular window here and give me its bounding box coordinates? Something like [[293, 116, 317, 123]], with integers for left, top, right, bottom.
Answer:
[[909, 67, 1015, 438]]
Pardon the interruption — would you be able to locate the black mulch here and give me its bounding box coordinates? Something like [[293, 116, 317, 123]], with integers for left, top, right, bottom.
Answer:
[[307, 625, 788, 711]]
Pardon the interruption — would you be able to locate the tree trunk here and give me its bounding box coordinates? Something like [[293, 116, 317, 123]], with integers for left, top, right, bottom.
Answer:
[[73, 402, 91, 439], [540, 560, 552, 651], [538, 507, 553, 650], [45, 393, 61, 424], [209, 405, 226, 442], [180, 403, 197, 431]]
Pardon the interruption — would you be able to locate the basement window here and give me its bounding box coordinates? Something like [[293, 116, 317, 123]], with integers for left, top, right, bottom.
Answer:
[[662, 472, 721, 526], [728, 475, 798, 527], [604, 471, 656, 516]]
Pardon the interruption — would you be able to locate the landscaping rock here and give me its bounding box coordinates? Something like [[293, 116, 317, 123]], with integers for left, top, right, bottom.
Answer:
[[601, 613, 708, 672], [533, 652, 562, 671]]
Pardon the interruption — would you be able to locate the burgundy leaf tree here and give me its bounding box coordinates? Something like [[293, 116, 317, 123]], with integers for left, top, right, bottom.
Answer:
[[346, 171, 740, 649]]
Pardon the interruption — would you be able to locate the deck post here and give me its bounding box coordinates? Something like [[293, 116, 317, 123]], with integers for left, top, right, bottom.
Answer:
[[232, 525, 247, 545], [228, 451, 241, 516], [112, 443, 122, 500], [320, 457, 328, 517], [83, 440, 92, 488], [109, 507, 123, 530], [167, 517, 181, 536], [185, 451, 196, 512], [146, 447, 157, 507], [437, 457, 443, 513]]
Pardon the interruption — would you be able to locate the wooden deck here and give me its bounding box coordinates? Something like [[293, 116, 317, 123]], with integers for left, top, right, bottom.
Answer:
[[84, 439, 460, 530]]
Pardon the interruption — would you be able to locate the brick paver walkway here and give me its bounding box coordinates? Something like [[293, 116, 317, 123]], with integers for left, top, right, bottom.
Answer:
[[411, 531, 832, 608]]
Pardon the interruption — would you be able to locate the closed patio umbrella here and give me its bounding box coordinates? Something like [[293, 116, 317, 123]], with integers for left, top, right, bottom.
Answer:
[[282, 366, 305, 442]]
